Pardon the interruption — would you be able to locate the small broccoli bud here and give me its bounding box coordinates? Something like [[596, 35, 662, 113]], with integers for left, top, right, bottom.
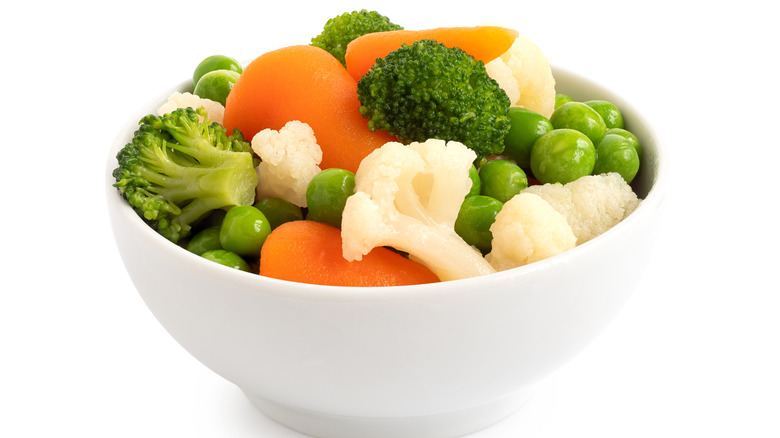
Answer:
[[311, 10, 403, 66], [357, 39, 512, 160]]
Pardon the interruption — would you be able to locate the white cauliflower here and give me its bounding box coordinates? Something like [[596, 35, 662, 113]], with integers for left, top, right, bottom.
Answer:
[[485, 34, 556, 118], [484, 58, 521, 105], [486, 192, 576, 271], [157, 92, 225, 125], [341, 139, 496, 281], [522, 173, 641, 245], [251, 121, 323, 207]]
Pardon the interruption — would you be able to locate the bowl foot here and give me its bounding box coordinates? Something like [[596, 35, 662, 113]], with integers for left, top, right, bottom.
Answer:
[[243, 387, 536, 438]]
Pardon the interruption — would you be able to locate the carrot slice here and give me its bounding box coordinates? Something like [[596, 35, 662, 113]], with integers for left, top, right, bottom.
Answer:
[[223, 45, 395, 173], [259, 220, 440, 287], [344, 26, 519, 82]]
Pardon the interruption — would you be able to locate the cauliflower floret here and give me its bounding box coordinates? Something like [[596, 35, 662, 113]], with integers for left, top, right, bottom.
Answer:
[[486, 192, 576, 271], [485, 34, 556, 118], [251, 121, 323, 207], [484, 58, 521, 105], [341, 139, 495, 281], [522, 173, 641, 245], [157, 92, 225, 125]]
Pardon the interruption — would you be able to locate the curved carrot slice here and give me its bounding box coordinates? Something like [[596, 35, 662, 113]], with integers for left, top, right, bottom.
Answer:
[[223, 45, 395, 173], [259, 220, 440, 287], [344, 26, 519, 82]]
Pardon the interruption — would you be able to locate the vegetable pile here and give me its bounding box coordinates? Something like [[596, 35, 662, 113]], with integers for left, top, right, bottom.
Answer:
[[112, 9, 644, 287]]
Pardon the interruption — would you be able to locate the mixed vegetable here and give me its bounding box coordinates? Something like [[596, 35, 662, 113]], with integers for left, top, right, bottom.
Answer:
[[112, 10, 643, 287]]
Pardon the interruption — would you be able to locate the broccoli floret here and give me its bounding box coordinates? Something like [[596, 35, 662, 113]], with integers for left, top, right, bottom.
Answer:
[[113, 107, 258, 243], [357, 39, 512, 160], [311, 9, 403, 65]]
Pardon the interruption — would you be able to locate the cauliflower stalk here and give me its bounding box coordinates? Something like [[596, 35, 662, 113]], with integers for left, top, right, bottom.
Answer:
[[251, 121, 323, 207], [341, 139, 496, 281]]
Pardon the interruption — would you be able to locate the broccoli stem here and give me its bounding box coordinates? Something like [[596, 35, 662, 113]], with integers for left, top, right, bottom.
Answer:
[[134, 143, 256, 226]]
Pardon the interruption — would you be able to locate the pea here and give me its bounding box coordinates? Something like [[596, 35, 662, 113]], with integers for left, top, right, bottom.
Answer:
[[555, 93, 573, 109], [192, 54, 243, 89], [454, 195, 504, 254], [585, 100, 624, 129], [201, 249, 251, 272], [253, 198, 303, 229], [193, 70, 241, 106], [503, 107, 553, 168], [550, 101, 607, 145], [186, 226, 223, 255], [530, 129, 596, 184], [593, 134, 640, 183], [479, 159, 528, 203], [219, 205, 272, 257], [306, 168, 355, 228], [467, 164, 481, 197], [605, 128, 643, 161]]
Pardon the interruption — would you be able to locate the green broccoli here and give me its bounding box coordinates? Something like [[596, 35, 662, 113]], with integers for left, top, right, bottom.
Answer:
[[113, 107, 258, 243], [356, 39, 512, 159], [311, 9, 403, 65]]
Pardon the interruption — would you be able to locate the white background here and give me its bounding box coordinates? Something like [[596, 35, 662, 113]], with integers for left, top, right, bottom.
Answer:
[[2, 1, 778, 437]]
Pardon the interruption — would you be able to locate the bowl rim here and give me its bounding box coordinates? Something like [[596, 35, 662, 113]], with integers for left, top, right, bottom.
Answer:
[[106, 64, 668, 303]]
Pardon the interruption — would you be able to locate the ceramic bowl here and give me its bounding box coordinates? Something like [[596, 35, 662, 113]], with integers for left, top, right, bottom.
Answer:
[[106, 66, 666, 438]]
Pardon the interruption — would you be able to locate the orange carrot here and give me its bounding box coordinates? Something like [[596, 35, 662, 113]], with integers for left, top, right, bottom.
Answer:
[[259, 220, 440, 287], [344, 26, 519, 82], [223, 45, 395, 174]]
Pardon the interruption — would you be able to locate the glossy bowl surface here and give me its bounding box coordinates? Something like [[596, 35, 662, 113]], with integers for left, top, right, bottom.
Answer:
[[106, 66, 666, 438]]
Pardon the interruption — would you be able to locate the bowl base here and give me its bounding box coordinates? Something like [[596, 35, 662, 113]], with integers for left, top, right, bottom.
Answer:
[[243, 386, 536, 438]]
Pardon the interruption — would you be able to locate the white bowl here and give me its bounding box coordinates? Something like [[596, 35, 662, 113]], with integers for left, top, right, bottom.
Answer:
[[106, 66, 666, 438]]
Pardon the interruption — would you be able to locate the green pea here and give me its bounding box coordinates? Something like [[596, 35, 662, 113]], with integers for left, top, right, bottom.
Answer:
[[455, 195, 504, 254], [555, 93, 574, 109], [479, 159, 528, 203], [306, 168, 356, 228], [201, 249, 251, 272], [605, 128, 643, 161], [550, 101, 607, 145], [593, 134, 640, 183], [219, 205, 272, 257], [186, 226, 223, 255], [253, 198, 304, 229], [504, 107, 553, 168], [530, 129, 596, 184], [467, 164, 481, 197], [454, 195, 504, 254], [192, 55, 243, 89], [193, 70, 241, 106], [585, 100, 624, 129]]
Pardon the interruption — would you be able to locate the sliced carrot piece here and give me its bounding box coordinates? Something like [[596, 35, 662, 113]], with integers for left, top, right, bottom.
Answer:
[[344, 26, 519, 82], [223, 45, 395, 173], [259, 220, 440, 287]]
